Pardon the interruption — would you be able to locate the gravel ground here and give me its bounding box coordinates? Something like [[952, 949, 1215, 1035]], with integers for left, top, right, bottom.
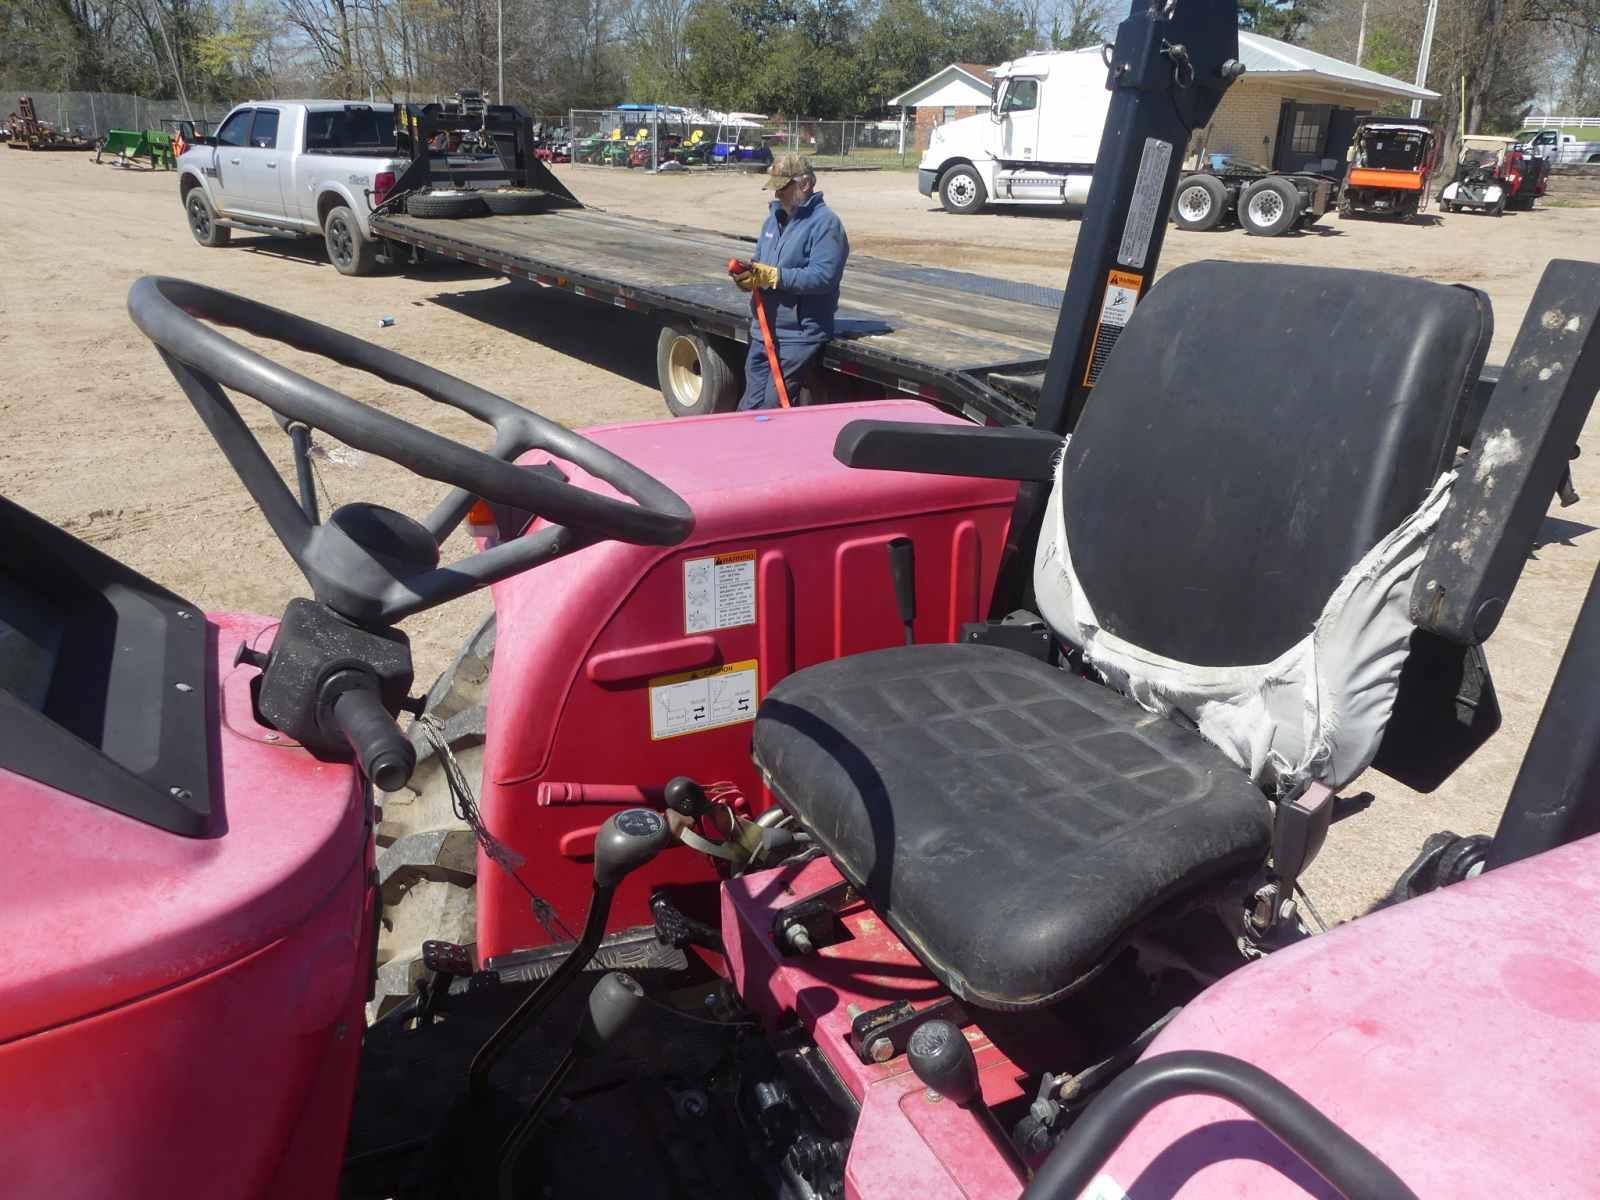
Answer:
[[2, 151, 1596, 921]]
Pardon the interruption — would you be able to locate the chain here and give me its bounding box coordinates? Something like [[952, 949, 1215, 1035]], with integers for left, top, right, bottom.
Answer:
[[414, 714, 577, 943]]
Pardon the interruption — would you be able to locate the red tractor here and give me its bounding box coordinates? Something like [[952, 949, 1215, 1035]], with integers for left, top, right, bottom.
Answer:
[[5, 6, 1600, 1200]]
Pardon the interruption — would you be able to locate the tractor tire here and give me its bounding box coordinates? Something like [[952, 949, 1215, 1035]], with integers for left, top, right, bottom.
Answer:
[[481, 187, 547, 215], [324, 205, 379, 276], [369, 612, 496, 1019], [657, 324, 742, 417], [1238, 177, 1301, 236], [407, 189, 489, 219], [1172, 174, 1227, 231], [939, 164, 987, 215], [185, 188, 230, 247]]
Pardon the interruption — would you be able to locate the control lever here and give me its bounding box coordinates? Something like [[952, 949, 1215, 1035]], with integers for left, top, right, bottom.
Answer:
[[496, 971, 647, 1199], [468, 809, 672, 1099], [908, 1019, 1025, 1171], [887, 537, 917, 644], [326, 673, 416, 793]]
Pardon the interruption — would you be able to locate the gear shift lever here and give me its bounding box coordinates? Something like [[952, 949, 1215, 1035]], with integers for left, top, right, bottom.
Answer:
[[469, 809, 672, 1098], [908, 1019, 1025, 1169], [496, 971, 648, 1199]]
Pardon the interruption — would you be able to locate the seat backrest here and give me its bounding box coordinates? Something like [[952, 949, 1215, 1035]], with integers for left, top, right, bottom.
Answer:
[[1063, 261, 1491, 668]]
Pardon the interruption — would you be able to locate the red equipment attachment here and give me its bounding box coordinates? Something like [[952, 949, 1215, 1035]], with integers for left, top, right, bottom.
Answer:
[[729, 256, 792, 408]]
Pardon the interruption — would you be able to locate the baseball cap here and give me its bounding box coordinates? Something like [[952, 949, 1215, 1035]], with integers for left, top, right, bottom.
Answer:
[[764, 153, 813, 189]]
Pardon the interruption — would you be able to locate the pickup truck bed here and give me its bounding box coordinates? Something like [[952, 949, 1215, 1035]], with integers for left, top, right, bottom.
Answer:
[[370, 204, 1060, 424]]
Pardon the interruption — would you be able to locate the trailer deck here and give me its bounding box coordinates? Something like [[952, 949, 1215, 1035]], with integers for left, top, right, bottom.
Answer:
[[371, 202, 1060, 424]]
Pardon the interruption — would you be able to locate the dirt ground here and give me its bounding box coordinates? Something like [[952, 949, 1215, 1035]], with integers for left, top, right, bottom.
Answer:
[[2, 151, 1597, 922]]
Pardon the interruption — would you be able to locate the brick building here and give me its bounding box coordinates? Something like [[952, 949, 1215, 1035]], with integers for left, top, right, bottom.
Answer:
[[892, 34, 1433, 170], [888, 63, 996, 153]]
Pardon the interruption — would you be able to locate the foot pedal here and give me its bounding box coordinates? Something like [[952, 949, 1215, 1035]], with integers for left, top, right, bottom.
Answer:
[[423, 939, 474, 977]]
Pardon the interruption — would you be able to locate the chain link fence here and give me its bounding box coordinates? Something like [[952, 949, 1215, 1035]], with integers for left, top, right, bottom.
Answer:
[[4, 89, 241, 140], [565, 108, 913, 172]]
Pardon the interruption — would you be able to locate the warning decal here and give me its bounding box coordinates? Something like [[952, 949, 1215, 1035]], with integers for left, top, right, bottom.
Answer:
[[1083, 270, 1143, 387], [684, 550, 757, 634], [649, 659, 759, 740]]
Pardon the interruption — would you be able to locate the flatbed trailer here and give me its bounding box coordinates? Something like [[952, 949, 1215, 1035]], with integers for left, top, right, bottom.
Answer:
[[371, 203, 1058, 424], [372, 101, 1057, 424]]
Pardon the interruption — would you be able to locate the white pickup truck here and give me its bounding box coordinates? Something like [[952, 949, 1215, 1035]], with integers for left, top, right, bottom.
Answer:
[[177, 101, 410, 275], [1517, 128, 1600, 164]]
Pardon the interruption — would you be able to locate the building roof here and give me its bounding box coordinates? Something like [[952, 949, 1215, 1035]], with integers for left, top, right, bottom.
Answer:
[[892, 35, 1436, 109], [888, 63, 998, 108], [1237, 31, 1438, 101]]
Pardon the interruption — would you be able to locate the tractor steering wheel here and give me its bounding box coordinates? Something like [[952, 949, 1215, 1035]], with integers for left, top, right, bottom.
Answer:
[[128, 276, 694, 626]]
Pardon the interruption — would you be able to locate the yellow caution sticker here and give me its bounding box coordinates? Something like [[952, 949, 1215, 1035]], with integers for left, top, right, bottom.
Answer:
[[1083, 270, 1143, 388], [649, 659, 759, 740]]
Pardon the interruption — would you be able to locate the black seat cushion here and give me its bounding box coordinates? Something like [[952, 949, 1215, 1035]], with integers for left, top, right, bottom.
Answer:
[[752, 644, 1271, 1011], [1067, 261, 1491, 667]]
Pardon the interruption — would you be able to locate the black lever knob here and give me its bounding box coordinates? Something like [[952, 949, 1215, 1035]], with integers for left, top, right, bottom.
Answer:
[[664, 776, 710, 819], [593, 809, 672, 888], [907, 1019, 981, 1106]]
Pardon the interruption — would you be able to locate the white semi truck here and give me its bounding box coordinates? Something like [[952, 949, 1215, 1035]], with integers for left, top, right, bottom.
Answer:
[[915, 48, 1110, 215]]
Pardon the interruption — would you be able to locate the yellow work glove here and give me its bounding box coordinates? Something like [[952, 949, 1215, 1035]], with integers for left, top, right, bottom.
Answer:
[[734, 261, 781, 292]]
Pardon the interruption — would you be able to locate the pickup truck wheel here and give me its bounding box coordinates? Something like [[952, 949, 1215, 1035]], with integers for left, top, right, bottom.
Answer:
[[1172, 174, 1227, 230], [658, 325, 741, 417], [1239, 177, 1301, 236], [939, 165, 986, 215], [324, 205, 379, 276], [185, 189, 230, 247]]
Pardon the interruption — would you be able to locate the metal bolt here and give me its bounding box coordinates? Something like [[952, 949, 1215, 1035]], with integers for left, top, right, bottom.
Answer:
[[867, 1036, 894, 1063], [846, 1003, 864, 1021], [784, 924, 815, 955], [174, 682, 193, 693], [175, 610, 191, 620], [264, 732, 280, 742], [169, 786, 192, 800]]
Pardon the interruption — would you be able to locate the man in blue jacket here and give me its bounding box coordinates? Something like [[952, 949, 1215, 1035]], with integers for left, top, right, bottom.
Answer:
[[732, 154, 849, 410]]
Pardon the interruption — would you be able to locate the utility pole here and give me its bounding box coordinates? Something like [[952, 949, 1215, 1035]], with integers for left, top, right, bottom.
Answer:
[[498, 0, 505, 104], [1355, 0, 1368, 66], [1410, 0, 1441, 119]]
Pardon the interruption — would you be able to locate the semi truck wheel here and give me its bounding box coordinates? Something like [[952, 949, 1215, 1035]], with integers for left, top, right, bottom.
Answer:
[[324, 206, 379, 276], [185, 189, 230, 247], [1239, 177, 1300, 236], [939, 165, 987, 215], [1172, 174, 1227, 230], [657, 324, 741, 417]]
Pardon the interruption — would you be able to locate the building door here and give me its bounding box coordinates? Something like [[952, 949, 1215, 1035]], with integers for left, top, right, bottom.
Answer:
[[1273, 102, 1333, 172]]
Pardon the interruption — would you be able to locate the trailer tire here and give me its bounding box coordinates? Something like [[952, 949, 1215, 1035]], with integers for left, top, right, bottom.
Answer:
[[1172, 174, 1227, 230], [481, 187, 547, 215], [1238, 177, 1301, 236], [324, 205, 379, 276], [657, 325, 741, 417], [185, 189, 230, 247], [939, 165, 987, 215], [407, 189, 489, 219]]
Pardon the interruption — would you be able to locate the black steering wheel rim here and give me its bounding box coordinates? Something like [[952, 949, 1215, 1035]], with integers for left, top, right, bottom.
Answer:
[[128, 276, 694, 625]]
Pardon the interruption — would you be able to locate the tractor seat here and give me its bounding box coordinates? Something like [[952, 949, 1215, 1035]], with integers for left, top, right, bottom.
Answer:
[[753, 260, 1501, 1012], [754, 643, 1271, 1009]]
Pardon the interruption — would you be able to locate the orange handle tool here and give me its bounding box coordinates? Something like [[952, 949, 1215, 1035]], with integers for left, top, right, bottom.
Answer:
[[728, 258, 791, 409]]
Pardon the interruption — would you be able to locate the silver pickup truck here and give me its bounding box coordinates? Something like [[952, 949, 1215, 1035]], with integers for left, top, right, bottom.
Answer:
[[177, 101, 410, 275]]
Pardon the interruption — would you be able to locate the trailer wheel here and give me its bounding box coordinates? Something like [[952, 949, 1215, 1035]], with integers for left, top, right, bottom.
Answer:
[[407, 189, 489, 219], [1239, 177, 1301, 236], [1172, 174, 1227, 231], [939, 165, 987, 215], [185, 189, 230, 247], [657, 325, 741, 417], [481, 187, 547, 215], [370, 613, 496, 1019], [324, 205, 379, 276]]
